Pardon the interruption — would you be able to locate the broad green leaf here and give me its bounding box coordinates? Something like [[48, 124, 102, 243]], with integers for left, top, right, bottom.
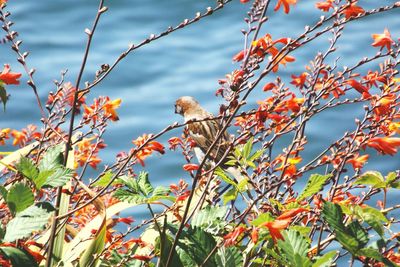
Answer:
[[356, 206, 387, 237], [248, 149, 264, 162], [358, 248, 397, 267], [16, 157, 39, 181], [347, 220, 368, 247], [215, 246, 243, 267], [92, 171, 114, 187], [322, 202, 347, 233], [242, 137, 253, 159], [148, 194, 176, 203], [237, 178, 249, 192], [312, 251, 336, 267], [137, 172, 153, 196], [222, 188, 237, 205], [114, 189, 148, 204], [4, 203, 53, 242], [334, 231, 360, 255], [192, 206, 227, 229], [215, 167, 237, 187], [34, 169, 55, 189], [386, 172, 400, 189], [152, 186, 171, 196], [277, 230, 311, 267], [79, 218, 106, 267], [297, 174, 332, 201], [38, 144, 64, 171], [118, 175, 140, 193], [43, 167, 72, 187], [0, 246, 39, 267], [0, 84, 7, 111], [7, 183, 34, 214], [0, 185, 8, 201], [354, 171, 385, 188], [250, 213, 274, 226]]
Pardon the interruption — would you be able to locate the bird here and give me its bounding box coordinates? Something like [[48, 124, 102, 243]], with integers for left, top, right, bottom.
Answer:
[[174, 96, 244, 182]]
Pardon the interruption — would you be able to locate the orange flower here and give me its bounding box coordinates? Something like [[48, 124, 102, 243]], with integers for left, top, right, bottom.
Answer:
[[342, 2, 365, 19], [0, 128, 10, 145], [232, 50, 246, 62], [11, 130, 27, 146], [345, 79, 371, 98], [367, 137, 400, 156], [132, 134, 165, 166], [103, 97, 122, 121], [346, 153, 369, 170], [0, 64, 21, 85], [263, 82, 277, 91], [274, 0, 297, 14], [132, 255, 152, 261], [183, 163, 199, 171], [372, 28, 394, 51], [224, 226, 247, 247], [316, 0, 334, 12], [291, 72, 309, 89], [251, 228, 259, 244], [270, 51, 296, 73], [262, 218, 291, 242], [373, 94, 396, 116]]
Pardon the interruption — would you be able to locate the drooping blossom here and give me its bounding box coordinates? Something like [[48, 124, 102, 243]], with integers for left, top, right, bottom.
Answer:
[[0, 64, 21, 85]]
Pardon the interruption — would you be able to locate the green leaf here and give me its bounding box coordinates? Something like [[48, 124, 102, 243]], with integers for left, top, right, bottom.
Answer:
[[242, 137, 253, 159], [79, 218, 106, 267], [322, 202, 347, 233], [347, 220, 368, 247], [215, 167, 237, 187], [386, 172, 400, 189], [0, 185, 8, 201], [16, 157, 39, 181], [250, 213, 274, 226], [7, 183, 34, 214], [0, 246, 39, 267], [38, 144, 64, 171], [222, 188, 237, 205], [356, 206, 387, 237], [297, 174, 332, 201], [4, 203, 54, 242], [0, 84, 8, 111], [34, 169, 55, 189], [118, 175, 140, 193], [192, 206, 227, 229], [277, 230, 311, 267], [312, 251, 336, 267], [43, 167, 72, 187], [354, 171, 385, 188], [113, 189, 148, 204], [152, 186, 170, 196], [237, 178, 249, 192], [137, 171, 153, 196], [358, 248, 397, 267], [215, 246, 243, 267], [92, 171, 114, 187], [248, 149, 264, 162]]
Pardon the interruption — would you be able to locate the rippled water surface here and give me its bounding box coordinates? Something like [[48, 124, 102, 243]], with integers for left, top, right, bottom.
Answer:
[[1, 1, 399, 220]]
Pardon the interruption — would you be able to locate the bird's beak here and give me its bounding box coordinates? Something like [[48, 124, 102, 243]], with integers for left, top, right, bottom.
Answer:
[[174, 104, 182, 115]]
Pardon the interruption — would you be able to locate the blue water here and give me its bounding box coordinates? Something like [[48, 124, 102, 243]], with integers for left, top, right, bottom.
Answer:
[[0, 1, 399, 264]]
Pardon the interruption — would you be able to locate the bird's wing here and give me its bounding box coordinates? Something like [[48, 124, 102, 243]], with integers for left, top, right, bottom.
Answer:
[[187, 119, 232, 164]]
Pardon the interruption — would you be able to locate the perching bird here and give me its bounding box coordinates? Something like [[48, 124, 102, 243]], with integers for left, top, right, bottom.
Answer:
[[174, 96, 243, 182]]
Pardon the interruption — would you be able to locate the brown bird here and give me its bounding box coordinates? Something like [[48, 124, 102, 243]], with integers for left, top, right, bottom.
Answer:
[[175, 96, 244, 182]]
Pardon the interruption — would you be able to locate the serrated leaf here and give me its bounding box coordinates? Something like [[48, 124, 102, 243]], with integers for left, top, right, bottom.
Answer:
[[277, 230, 311, 267], [92, 171, 114, 187], [386, 172, 400, 189], [237, 178, 249, 192], [354, 171, 385, 188], [148, 195, 176, 203], [153, 186, 170, 196], [322, 202, 347, 233], [7, 183, 34, 214], [312, 251, 336, 267], [215, 167, 237, 187], [192, 206, 227, 228], [347, 220, 368, 247], [358, 248, 397, 267], [297, 174, 332, 201], [34, 169, 55, 189], [38, 144, 64, 171], [356, 206, 387, 237], [215, 246, 243, 267], [118, 175, 139, 193], [4, 204, 53, 242], [43, 167, 72, 187], [113, 189, 148, 204], [248, 149, 264, 162], [16, 157, 39, 181], [137, 172, 153, 196], [222, 188, 237, 205], [242, 137, 253, 159], [0, 246, 39, 267], [251, 213, 274, 226]]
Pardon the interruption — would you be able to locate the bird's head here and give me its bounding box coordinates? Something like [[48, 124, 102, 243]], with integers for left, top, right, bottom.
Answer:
[[174, 96, 200, 117]]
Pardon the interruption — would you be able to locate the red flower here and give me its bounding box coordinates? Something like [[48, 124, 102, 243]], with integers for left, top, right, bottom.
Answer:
[[372, 28, 394, 51], [366, 137, 400, 156], [291, 72, 309, 89], [224, 226, 247, 247], [0, 64, 21, 85], [183, 163, 199, 171], [263, 82, 277, 91], [342, 2, 365, 19], [274, 0, 297, 14], [132, 255, 152, 261], [316, 0, 334, 12], [345, 79, 371, 98], [346, 153, 369, 170]]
